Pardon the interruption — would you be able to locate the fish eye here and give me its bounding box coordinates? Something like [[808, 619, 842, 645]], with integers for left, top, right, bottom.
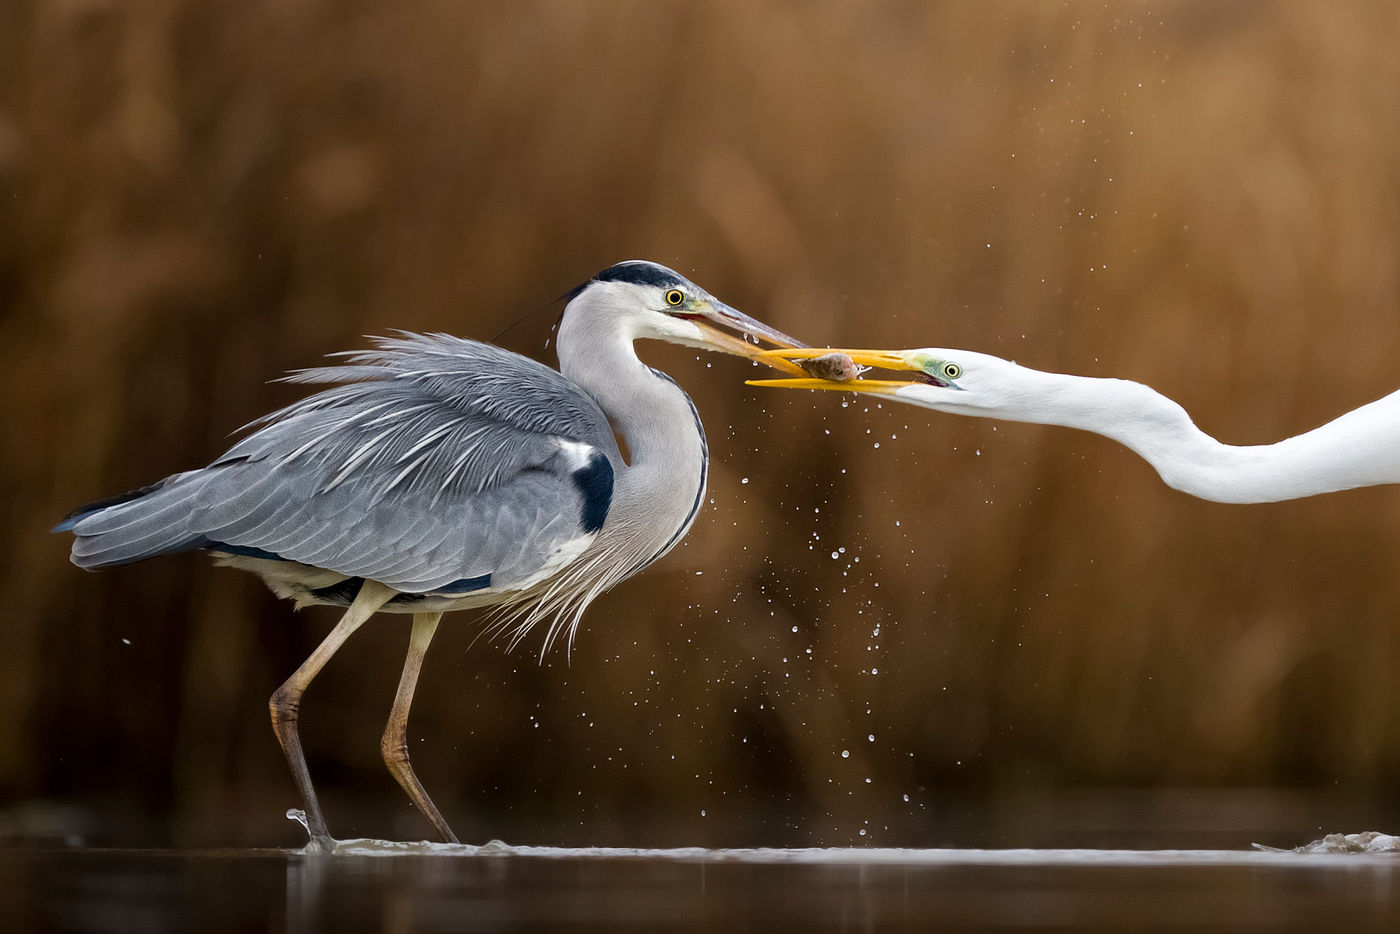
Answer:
[[941, 362, 962, 380], [664, 289, 685, 307]]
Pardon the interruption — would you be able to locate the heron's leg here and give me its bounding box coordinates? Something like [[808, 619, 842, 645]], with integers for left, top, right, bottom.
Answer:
[[270, 579, 396, 850], [381, 611, 459, 844]]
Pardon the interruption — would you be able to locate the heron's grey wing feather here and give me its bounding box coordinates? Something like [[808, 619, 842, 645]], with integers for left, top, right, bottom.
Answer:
[[69, 334, 619, 592], [266, 332, 618, 453], [196, 428, 593, 589]]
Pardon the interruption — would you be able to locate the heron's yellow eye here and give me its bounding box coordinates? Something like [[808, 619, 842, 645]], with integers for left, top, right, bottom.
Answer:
[[941, 362, 962, 380], [664, 289, 685, 307]]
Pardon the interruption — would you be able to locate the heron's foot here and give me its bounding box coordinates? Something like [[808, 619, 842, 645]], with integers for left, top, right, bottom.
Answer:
[[382, 737, 461, 844], [302, 833, 338, 855]]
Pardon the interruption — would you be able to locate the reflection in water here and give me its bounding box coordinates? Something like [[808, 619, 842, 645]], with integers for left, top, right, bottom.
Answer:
[[8, 843, 1391, 933], [277, 843, 1396, 932]]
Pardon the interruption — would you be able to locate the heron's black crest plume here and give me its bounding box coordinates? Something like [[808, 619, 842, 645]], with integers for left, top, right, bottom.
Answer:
[[503, 261, 689, 352], [592, 260, 686, 289]]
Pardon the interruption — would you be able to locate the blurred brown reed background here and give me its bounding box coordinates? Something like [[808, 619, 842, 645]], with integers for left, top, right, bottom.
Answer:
[[3, 1, 1400, 848]]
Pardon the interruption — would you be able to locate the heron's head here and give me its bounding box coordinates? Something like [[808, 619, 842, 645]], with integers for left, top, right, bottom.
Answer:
[[749, 346, 1035, 416], [561, 261, 807, 372]]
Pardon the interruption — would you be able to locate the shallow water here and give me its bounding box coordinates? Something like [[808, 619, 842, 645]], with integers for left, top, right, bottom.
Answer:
[[4, 840, 1399, 933]]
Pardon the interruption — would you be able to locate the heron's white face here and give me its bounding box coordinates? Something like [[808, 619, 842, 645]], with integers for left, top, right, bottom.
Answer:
[[577, 279, 717, 348], [562, 261, 806, 371]]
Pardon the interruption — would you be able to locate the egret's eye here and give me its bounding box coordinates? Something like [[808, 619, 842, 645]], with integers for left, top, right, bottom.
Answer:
[[664, 289, 685, 307], [941, 362, 962, 380]]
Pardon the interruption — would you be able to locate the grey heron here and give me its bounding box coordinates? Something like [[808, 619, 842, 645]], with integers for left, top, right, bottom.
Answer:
[[55, 260, 805, 849], [754, 346, 1400, 503]]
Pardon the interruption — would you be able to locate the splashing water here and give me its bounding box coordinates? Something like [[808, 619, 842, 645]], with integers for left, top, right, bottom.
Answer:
[[286, 808, 309, 834]]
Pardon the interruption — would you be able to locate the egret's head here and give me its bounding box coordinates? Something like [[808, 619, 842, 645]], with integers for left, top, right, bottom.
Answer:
[[561, 261, 805, 371], [750, 346, 1031, 415]]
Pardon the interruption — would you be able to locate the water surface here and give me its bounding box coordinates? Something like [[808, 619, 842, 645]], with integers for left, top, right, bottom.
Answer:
[[5, 840, 1399, 932]]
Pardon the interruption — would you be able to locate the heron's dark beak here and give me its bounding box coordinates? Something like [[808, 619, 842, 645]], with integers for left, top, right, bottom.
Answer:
[[745, 347, 923, 394], [690, 299, 810, 375]]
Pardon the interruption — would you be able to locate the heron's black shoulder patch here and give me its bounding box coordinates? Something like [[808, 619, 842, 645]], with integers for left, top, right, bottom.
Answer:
[[572, 450, 614, 534], [593, 260, 685, 289]]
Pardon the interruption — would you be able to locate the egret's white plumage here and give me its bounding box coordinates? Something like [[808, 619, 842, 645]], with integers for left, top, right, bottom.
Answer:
[[757, 346, 1400, 503]]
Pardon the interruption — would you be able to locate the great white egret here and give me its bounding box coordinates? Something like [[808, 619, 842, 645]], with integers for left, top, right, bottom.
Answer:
[[754, 347, 1400, 503]]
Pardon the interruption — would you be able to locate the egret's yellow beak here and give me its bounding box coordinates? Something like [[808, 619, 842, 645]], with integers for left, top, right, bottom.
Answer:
[[746, 348, 926, 394]]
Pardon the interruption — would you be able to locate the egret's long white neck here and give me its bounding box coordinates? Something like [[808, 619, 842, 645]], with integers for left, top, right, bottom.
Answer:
[[933, 367, 1400, 504], [556, 299, 708, 564]]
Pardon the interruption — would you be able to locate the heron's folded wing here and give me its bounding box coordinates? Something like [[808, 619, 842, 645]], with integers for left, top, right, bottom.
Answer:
[[68, 334, 620, 592]]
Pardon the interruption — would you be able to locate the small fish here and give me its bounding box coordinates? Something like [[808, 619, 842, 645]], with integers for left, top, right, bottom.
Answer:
[[796, 352, 860, 382]]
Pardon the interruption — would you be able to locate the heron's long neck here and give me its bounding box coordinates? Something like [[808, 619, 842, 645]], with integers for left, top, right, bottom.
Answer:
[[991, 370, 1400, 504], [557, 321, 707, 564]]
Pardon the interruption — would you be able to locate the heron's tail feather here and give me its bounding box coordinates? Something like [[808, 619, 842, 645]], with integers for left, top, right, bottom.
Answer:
[[56, 473, 210, 569], [52, 479, 172, 532]]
